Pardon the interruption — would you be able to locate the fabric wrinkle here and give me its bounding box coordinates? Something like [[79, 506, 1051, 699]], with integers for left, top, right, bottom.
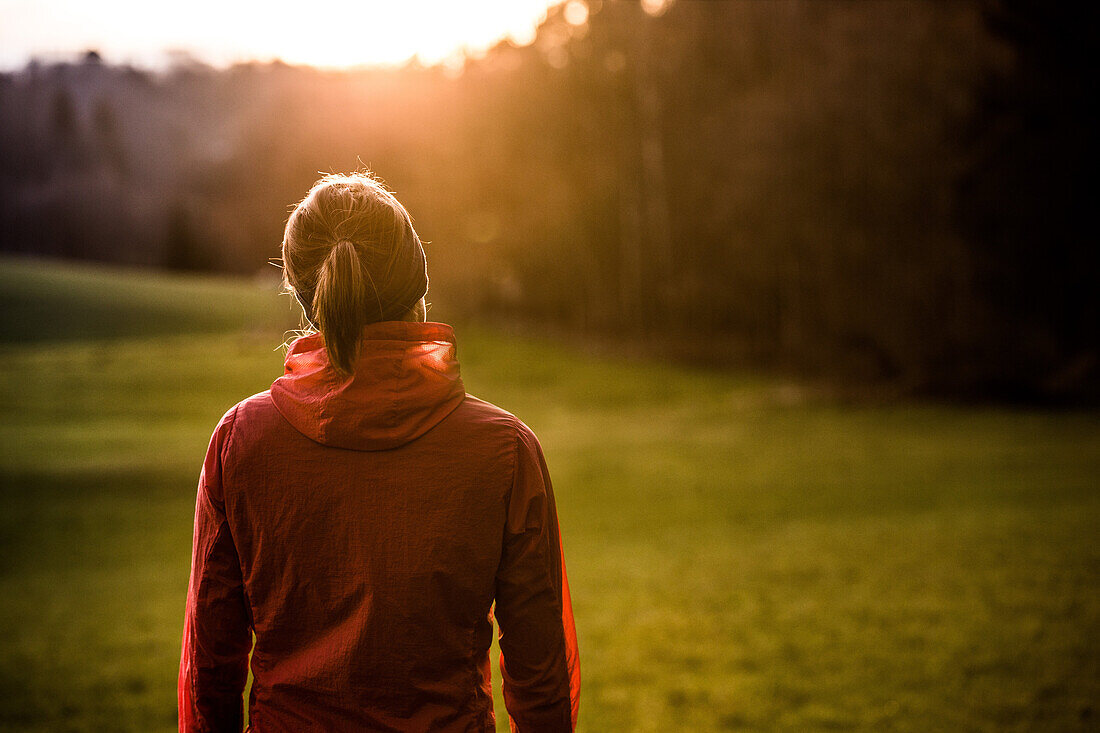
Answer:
[[180, 322, 578, 732]]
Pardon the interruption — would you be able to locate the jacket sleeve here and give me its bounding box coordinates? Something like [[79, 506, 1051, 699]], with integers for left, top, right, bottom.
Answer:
[[495, 424, 580, 732], [179, 406, 252, 733]]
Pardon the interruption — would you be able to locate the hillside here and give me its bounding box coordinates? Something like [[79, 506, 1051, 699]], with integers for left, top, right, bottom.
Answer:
[[0, 257, 1097, 731]]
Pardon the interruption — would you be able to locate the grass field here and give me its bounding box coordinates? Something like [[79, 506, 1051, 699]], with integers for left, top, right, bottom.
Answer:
[[0, 254, 1097, 732]]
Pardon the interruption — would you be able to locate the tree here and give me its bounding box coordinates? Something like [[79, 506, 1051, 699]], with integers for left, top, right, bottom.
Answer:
[[954, 0, 1099, 399]]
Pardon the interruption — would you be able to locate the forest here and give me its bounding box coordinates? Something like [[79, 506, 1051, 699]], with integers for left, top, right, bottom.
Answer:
[[0, 0, 1094, 401]]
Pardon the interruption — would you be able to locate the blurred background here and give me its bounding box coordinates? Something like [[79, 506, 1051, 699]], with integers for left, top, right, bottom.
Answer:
[[0, 1, 1097, 731]]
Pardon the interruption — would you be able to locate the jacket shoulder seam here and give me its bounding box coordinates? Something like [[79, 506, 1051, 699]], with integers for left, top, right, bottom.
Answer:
[[221, 403, 241, 469], [505, 414, 524, 521]]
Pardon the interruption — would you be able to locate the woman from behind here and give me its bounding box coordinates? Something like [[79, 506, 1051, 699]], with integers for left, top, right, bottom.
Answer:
[[178, 173, 579, 732]]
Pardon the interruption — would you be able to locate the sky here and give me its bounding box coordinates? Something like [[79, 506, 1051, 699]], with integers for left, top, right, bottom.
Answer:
[[0, 0, 564, 70]]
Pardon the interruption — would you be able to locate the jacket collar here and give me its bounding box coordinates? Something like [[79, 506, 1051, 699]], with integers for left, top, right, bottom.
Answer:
[[270, 322, 465, 451]]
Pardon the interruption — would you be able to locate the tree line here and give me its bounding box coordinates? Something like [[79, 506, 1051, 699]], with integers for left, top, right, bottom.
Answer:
[[0, 0, 1094, 401]]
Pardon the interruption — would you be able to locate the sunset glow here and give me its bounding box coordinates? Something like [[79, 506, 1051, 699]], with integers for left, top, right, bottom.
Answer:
[[0, 0, 561, 70]]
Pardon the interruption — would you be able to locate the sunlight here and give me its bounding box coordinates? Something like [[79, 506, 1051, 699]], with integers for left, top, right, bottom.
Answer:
[[0, 0, 562, 70]]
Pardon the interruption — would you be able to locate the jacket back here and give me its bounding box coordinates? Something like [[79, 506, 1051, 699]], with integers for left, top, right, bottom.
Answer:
[[178, 322, 579, 732]]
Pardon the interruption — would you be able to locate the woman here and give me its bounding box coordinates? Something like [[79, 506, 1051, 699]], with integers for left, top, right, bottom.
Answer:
[[178, 173, 580, 732]]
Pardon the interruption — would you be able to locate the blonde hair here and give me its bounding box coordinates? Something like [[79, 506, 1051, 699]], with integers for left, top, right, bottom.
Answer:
[[282, 173, 428, 376]]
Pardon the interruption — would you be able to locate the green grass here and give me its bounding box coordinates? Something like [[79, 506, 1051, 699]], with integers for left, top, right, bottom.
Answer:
[[0, 255, 298, 344], [0, 254, 1097, 731]]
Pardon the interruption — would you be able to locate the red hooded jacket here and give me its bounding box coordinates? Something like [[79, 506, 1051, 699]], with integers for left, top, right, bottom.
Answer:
[[178, 322, 580, 732]]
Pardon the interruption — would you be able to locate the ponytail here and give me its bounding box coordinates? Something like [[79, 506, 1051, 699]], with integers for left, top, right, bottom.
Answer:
[[312, 239, 379, 377], [282, 172, 430, 378]]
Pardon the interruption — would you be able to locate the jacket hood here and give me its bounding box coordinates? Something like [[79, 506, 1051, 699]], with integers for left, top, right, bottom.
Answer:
[[270, 322, 465, 451]]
